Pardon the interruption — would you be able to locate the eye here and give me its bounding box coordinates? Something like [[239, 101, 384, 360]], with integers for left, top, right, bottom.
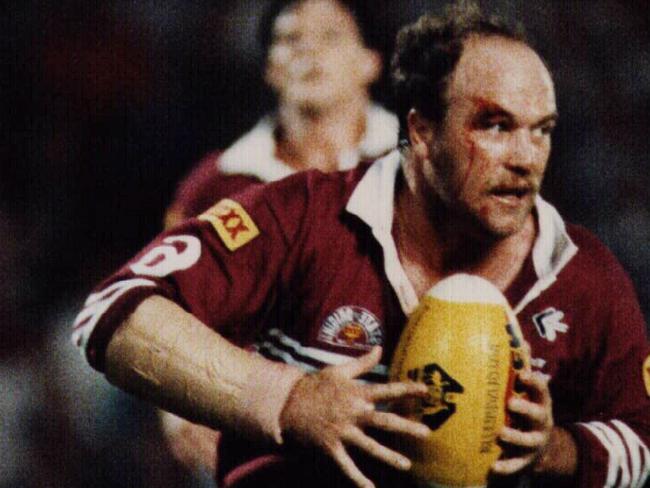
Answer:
[[474, 111, 512, 134], [275, 30, 301, 45], [541, 122, 556, 135], [487, 121, 507, 134], [533, 122, 556, 138], [482, 119, 511, 134]]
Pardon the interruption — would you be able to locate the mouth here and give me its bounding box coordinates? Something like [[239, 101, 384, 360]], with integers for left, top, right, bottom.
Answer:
[[290, 59, 322, 81], [489, 186, 534, 206]]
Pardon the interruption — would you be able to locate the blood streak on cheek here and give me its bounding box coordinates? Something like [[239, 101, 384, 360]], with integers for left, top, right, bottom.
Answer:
[[462, 133, 476, 184], [459, 97, 498, 206], [479, 204, 490, 220], [461, 132, 492, 220], [456, 128, 477, 200]]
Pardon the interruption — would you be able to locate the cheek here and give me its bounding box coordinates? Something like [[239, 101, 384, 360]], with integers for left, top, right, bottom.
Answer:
[[267, 46, 292, 75], [458, 135, 478, 190], [472, 137, 510, 166], [456, 134, 499, 195], [322, 53, 357, 83], [466, 137, 511, 179], [535, 144, 551, 174]]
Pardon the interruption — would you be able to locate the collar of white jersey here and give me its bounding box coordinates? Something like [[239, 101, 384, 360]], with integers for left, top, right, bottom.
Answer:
[[346, 149, 578, 314], [218, 103, 399, 182]]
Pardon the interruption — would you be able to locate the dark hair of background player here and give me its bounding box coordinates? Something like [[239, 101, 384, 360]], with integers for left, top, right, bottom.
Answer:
[[257, 0, 378, 58]]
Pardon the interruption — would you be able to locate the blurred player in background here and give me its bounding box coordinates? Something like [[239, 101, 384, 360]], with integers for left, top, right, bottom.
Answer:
[[73, 3, 650, 487], [160, 0, 398, 477], [164, 0, 397, 227]]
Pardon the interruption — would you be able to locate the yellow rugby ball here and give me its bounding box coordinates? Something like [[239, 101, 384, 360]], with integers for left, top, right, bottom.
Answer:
[[389, 274, 529, 487]]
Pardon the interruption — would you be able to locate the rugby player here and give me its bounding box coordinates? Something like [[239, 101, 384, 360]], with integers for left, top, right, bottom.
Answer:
[[74, 3, 650, 487]]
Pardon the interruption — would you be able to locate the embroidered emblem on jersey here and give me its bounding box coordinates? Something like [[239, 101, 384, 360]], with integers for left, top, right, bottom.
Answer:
[[407, 363, 464, 430], [199, 198, 259, 251], [318, 306, 383, 350], [643, 356, 650, 396], [532, 307, 569, 342]]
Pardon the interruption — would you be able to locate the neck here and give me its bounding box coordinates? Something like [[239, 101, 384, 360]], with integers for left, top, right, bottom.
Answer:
[[394, 153, 537, 296], [275, 95, 369, 172]]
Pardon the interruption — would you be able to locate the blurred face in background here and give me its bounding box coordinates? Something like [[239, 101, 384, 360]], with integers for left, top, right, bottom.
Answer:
[[265, 0, 381, 110]]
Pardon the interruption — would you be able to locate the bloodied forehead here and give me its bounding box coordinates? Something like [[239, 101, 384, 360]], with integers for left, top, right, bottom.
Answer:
[[446, 35, 556, 124]]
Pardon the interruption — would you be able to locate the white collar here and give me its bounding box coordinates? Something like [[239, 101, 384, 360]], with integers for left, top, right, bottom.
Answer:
[[346, 150, 419, 313], [346, 149, 578, 314], [218, 104, 399, 182]]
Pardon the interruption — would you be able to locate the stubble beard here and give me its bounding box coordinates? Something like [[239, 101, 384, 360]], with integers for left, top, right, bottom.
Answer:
[[422, 156, 536, 245]]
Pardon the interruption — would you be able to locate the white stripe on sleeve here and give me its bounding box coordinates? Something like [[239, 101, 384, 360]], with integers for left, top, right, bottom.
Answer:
[[580, 419, 650, 488], [580, 421, 626, 487], [267, 328, 388, 376], [611, 420, 650, 488], [71, 278, 156, 354]]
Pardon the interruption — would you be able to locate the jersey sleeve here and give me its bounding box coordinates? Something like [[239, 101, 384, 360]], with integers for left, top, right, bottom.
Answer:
[[73, 179, 309, 372], [164, 151, 262, 228], [563, 256, 650, 487]]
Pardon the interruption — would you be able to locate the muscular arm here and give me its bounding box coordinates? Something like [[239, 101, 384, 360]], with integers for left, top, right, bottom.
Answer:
[[105, 295, 431, 488], [105, 295, 305, 444]]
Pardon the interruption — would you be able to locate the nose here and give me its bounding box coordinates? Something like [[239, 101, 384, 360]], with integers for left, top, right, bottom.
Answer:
[[506, 129, 537, 176], [295, 34, 318, 54]]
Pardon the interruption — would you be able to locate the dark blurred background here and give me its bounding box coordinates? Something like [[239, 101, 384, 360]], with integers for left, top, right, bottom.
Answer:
[[2, 1, 649, 486]]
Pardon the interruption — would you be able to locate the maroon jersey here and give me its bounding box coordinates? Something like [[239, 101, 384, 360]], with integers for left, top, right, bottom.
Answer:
[[166, 105, 399, 223], [74, 151, 650, 487]]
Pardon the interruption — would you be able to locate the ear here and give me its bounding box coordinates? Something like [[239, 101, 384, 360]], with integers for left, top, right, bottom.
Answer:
[[407, 109, 436, 161], [264, 58, 280, 93], [360, 48, 382, 85]]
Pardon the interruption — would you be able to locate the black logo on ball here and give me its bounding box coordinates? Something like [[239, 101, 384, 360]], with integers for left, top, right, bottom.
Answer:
[[408, 364, 464, 430]]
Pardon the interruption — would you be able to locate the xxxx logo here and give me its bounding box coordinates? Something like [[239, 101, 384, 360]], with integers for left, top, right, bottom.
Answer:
[[217, 208, 249, 240], [199, 198, 260, 251], [408, 363, 464, 430]]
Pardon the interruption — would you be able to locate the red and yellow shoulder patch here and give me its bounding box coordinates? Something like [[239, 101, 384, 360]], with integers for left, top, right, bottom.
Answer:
[[643, 355, 650, 397], [199, 198, 260, 251]]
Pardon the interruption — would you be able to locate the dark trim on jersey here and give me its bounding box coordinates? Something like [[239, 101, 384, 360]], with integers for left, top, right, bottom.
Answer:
[[253, 328, 388, 383]]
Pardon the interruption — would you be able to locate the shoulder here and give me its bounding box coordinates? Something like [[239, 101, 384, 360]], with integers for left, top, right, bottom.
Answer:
[[181, 149, 265, 194], [562, 223, 642, 317], [166, 150, 261, 227], [261, 164, 372, 213], [218, 165, 372, 245], [566, 224, 630, 279]]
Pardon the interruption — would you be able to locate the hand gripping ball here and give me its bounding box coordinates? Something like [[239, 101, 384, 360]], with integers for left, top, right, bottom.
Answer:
[[389, 274, 529, 488]]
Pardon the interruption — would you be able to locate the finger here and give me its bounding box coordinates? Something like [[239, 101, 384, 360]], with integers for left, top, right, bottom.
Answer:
[[343, 426, 412, 471], [521, 340, 532, 367], [329, 441, 376, 488], [336, 346, 382, 379], [363, 410, 431, 439], [492, 453, 537, 475], [499, 426, 547, 449], [366, 381, 428, 401], [517, 370, 551, 404], [508, 397, 548, 426]]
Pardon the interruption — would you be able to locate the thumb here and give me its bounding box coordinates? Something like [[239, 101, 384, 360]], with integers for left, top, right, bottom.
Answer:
[[335, 346, 382, 379]]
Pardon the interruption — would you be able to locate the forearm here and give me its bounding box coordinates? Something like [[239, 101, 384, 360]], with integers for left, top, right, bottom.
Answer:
[[159, 410, 219, 474], [533, 426, 577, 478], [104, 295, 304, 444]]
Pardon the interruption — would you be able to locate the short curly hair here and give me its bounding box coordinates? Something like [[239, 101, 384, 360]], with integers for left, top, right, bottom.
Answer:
[[391, 1, 528, 137]]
